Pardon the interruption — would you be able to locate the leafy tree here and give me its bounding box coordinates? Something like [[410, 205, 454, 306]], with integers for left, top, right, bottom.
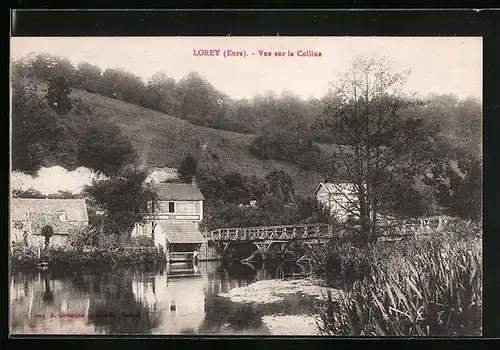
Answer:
[[83, 169, 158, 241], [176, 72, 221, 127], [46, 75, 72, 115], [439, 149, 482, 221], [224, 100, 257, 134], [144, 71, 179, 115], [451, 158, 481, 221], [243, 175, 267, 201], [264, 169, 295, 203], [128, 235, 155, 247], [99, 68, 146, 105], [315, 57, 440, 242], [76, 118, 137, 176], [400, 94, 482, 159], [29, 53, 76, 82], [11, 81, 78, 175], [41, 225, 54, 249], [223, 172, 248, 203], [178, 153, 198, 183], [294, 195, 333, 224], [196, 169, 226, 200], [67, 225, 95, 251], [250, 132, 321, 170], [75, 61, 102, 93]]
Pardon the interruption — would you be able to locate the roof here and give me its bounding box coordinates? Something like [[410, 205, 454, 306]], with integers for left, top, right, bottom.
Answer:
[[158, 221, 206, 244], [154, 183, 205, 201], [314, 182, 357, 196], [27, 212, 76, 235], [11, 198, 89, 222]]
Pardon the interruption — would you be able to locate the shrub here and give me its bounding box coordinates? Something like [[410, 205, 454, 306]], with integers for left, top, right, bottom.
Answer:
[[316, 228, 482, 336], [67, 225, 95, 251], [309, 236, 373, 288], [11, 244, 39, 267], [11, 243, 166, 270], [250, 133, 322, 170], [128, 235, 155, 247]]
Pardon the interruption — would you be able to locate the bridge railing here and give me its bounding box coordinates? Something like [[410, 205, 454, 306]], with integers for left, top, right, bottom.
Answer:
[[203, 216, 451, 242], [380, 216, 450, 236], [204, 223, 333, 241]]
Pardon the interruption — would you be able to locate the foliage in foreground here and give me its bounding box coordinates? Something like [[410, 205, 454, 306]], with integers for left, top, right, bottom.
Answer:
[[315, 224, 482, 336]]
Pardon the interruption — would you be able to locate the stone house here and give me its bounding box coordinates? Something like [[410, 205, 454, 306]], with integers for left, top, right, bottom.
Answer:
[[10, 198, 89, 248]]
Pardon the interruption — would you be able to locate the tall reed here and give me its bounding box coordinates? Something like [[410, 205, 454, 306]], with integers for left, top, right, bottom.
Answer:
[[316, 225, 482, 336]]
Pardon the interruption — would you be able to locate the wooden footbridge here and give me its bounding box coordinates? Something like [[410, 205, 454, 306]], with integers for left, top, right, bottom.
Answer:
[[202, 216, 453, 262]]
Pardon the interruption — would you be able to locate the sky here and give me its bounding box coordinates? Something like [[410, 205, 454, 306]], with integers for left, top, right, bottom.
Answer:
[[10, 36, 482, 100]]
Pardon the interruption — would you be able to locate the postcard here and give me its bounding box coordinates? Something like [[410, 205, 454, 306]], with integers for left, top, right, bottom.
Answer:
[[9, 36, 482, 336]]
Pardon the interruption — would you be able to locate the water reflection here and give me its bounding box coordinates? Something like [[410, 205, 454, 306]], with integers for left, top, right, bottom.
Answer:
[[10, 261, 311, 335]]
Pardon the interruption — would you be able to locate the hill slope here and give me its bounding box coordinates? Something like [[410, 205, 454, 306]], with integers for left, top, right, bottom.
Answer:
[[71, 89, 328, 195]]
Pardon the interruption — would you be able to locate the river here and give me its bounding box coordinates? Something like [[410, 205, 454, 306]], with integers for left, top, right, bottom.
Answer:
[[9, 261, 322, 336]]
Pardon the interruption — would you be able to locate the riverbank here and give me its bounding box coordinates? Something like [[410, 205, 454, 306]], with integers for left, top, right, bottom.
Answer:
[[262, 314, 320, 335], [10, 245, 167, 270]]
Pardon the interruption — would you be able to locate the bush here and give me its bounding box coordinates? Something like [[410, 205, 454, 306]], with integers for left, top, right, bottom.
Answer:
[[11, 244, 39, 267], [128, 235, 155, 247], [249, 133, 321, 170], [10, 244, 166, 270], [316, 226, 482, 336], [67, 225, 95, 251], [310, 236, 373, 288]]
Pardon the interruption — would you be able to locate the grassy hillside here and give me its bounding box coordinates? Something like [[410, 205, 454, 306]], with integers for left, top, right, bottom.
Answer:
[[71, 89, 330, 195]]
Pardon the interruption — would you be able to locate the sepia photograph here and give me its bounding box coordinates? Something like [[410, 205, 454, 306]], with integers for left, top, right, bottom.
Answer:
[[9, 36, 482, 336]]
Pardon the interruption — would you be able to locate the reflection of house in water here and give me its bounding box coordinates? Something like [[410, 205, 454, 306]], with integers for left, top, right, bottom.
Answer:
[[9, 271, 96, 334], [131, 264, 206, 334]]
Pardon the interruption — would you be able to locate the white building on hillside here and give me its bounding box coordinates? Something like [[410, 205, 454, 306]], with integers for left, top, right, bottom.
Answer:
[[314, 182, 359, 222]]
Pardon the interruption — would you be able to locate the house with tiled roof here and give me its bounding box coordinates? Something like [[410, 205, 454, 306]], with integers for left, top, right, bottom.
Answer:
[[131, 178, 206, 261], [10, 198, 89, 248]]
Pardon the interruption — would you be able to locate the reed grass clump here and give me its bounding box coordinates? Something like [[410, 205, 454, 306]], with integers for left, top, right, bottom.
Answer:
[[315, 222, 482, 336]]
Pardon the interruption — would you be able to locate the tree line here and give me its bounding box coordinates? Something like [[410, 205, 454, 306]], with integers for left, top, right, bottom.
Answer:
[[11, 53, 482, 245]]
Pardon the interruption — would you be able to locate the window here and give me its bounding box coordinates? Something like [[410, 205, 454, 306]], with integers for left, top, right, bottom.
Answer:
[[194, 202, 200, 214], [58, 211, 67, 222], [186, 202, 195, 214], [168, 202, 175, 213], [176, 202, 188, 214]]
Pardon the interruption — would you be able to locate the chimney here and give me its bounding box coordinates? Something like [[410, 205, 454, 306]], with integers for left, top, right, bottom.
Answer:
[[191, 177, 197, 187]]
